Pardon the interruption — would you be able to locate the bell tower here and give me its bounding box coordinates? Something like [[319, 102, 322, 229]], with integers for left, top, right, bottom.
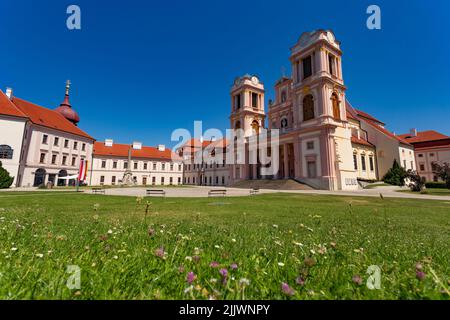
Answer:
[[229, 74, 266, 138]]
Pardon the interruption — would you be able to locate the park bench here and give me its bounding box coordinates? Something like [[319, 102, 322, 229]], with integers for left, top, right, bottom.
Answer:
[[250, 188, 260, 195], [92, 187, 105, 194], [208, 189, 227, 197], [146, 189, 166, 197]]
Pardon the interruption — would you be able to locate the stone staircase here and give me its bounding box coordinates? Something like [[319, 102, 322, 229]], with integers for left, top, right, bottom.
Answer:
[[231, 179, 314, 190]]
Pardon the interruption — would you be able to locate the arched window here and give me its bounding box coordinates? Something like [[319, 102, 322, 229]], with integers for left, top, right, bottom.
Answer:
[[0, 145, 13, 159], [251, 120, 260, 135], [280, 117, 288, 129], [331, 93, 340, 120], [303, 95, 315, 121]]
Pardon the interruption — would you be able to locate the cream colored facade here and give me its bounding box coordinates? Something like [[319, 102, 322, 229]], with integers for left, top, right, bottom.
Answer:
[[19, 125, 94, 187]]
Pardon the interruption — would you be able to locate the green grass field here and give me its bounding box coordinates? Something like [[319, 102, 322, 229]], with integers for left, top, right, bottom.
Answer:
[[0, 192, 449, 300]]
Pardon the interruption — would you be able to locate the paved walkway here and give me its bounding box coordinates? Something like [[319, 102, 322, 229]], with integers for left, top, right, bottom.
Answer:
[[92, 185, 450, 201], [2, 185, 449, 201]]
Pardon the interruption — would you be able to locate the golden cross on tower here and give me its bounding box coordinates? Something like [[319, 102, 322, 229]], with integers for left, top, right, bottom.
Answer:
[[65, 80, 71, 95]]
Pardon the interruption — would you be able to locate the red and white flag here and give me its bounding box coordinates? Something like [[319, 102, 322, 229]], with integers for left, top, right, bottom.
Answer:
[[78, 159, 88, 182]]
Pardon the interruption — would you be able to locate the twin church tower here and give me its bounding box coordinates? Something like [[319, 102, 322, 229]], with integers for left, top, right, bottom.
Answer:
[[229, 30, 358, 190]]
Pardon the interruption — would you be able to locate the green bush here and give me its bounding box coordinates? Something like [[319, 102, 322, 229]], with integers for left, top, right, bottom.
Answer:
[[425, 182, 447, 189], [0, 161, 14, 189], [383, 160, 407, 186]]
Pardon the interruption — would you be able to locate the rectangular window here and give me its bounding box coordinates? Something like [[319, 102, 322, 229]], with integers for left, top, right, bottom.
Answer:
[[369, 156, 374, 172], [40, 153, 46, 163], [143, 177, 147, 185], [170, 164, 174, 171], [252, 92, 258, 108], [215, 176, 219, 185], [403, 160, 407, 168], [179, 164, 182, 171], [152, 176, 156, 185], [42, 135, 48, 144], [302, 56, 312, 79], [153, 163, 157, 170], [54, 137, 59, 146], [113, 161, 117, 169], [307, 141, 314, 150], [410, 161, 414, 170], [235, 94, 241, 109], [361, 155, 366, 171], [64, 139, 69, 148], [307, 161, 317, 178], [112, 176, 116, 185], [101, 160, 106, 168], [134, 162, 138, 170], [419, 164, 425, 171], [353, 154, 358, 170], [162, 163, 166, 171], [62, 156, 67, 166], [178, 177, 181, 184], [222, 176, 225, 185], [169, 177, 173, 185], [51, 154, 57, 165], [124, 162, 128, 169], [72, 157, 76, 166], [418, 154, 423, 158], [82, 143, 86, 151], [73, 142, 78, 150], [100, 176, 105, 185], [143, 163, 148, 170], [161, 177, 165, 185]]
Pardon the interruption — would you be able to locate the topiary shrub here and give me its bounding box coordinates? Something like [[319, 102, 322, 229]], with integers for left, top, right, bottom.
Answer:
[[0, 161, 14, 189], [383, 159, 407, 186]]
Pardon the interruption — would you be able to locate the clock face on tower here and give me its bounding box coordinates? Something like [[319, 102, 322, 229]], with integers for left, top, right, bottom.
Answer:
[[251, 76, 259, 84]]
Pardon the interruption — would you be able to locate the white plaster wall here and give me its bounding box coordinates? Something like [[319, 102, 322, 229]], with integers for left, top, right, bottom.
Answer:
[[0, 116, 26, 186]]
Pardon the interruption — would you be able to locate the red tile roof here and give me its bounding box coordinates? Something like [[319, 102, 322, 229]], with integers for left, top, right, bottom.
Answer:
[[355, 109, 385, 126], [94, 142, 181, 161], [351, 136, 374, 148], [0, 90, 28, 119], [10, 97, 94, 140], [398, 130, 449, 144]]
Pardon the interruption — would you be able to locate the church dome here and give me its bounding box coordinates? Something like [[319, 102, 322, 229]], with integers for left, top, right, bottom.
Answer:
[[55, 80, 80, 125]]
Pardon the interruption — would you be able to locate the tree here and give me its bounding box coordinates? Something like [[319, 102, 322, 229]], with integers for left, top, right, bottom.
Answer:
[[432, 162, 450, 189], [405, 170, 426, 192], [383, 159, 407, 186], [0, 161, 14, 189]]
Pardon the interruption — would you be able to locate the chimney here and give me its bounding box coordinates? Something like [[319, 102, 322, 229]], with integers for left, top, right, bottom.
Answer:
[[105, 139, 114, 147], [158, 144, 165, 152], [132, 142, 142, 150], [5, 87, 13, 99], [410, 128, 418, 137]]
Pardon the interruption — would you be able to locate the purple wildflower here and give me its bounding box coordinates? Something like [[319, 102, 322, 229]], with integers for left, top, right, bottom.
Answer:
[[193, 255, 201, 263], [281, 282, 295, 296], [296, 277, 305, 286], [186, 271, 196, 284], [416, 271, 426, 281], [154, 247, 166, 259], [219, 268, 228, 278], [352, 275, 363, 286], [209, 261, 220, 268], [230, 263, 238, 270]]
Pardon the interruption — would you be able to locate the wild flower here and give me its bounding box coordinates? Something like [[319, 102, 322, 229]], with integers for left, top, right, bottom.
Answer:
[[11, 247, 17, 251], [272, 224, 279, 228], [231, 238, 237, 243], [296, 277, 305, 286], [148, 228, 155, 237], [210, 261, 220, 268], [230, 263, 238, 270], [107, 229, 113, 234], [184, 286, 194, 294], [35, 253, 44, 258], [352, 275, 363, 285], [416, 271, 426, 281], [178, 265, 185, 273], [281, 282, 295, 296], [330, 242, 337, 249], [186, 271, 196, 284], [185, 256, 192, 261], [277, 262, 285, 267], [415, 263, 423, 271], [219, 268, 228, 285], [239, 278, 250, 287], [193, 255, 200, 263], [154, 247, 167, 259]]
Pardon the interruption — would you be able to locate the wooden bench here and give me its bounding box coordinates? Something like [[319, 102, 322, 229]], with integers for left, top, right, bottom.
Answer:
[[146, 189, 166, 197], [208, 189, 227, 197], [92, 187, 105, 194], [250, 188, 260, 195]]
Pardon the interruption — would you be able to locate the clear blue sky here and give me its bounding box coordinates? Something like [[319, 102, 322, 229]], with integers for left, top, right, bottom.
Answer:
[[1, 0, 449, 148]]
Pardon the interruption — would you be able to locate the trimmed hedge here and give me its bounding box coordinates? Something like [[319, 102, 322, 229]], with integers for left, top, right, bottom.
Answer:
[[425, 182, 447, 189]]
